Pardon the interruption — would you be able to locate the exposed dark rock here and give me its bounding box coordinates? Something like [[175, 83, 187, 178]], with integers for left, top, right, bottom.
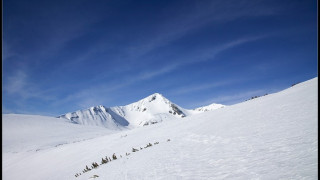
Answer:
[[149, 95, 156, 102], [170, 104, 186, 117]]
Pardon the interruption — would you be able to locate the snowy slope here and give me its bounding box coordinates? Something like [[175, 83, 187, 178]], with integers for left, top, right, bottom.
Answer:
[[2, 77, 318, 180], [2, 114, 117, 153]]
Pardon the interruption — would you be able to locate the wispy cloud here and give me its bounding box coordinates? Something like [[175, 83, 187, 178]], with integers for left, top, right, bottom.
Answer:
[[27, 0, 276, 87], [168, 79, 240, 96], [4, 70, 27, 95], [122, 0, 278, 61], [3, 69, 57, 113], [57, 34, 269, 109], [188, 35, 271, 64], [101, 1, 277, 87], [138, 35, 269, 80], [136, 64, 179, 80], [2, 41, 19, 62], [54, 64, 181, 109], [4, 1, 104, 69]]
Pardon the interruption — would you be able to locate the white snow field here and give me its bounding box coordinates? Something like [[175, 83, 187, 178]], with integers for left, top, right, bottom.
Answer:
[[2, 114, 121, 153], [2, 77, 318, 180]]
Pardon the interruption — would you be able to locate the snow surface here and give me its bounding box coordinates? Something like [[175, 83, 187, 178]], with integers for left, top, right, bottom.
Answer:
[[2, 77, 318, 180], [2, 114, 118, 153]]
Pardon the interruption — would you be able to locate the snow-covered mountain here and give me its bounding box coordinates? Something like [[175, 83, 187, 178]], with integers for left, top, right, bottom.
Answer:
[[59, 93, 220, 128], [3, 77, 317, 180], [58, 105, 129, 129], [193, 103, 225, 112], [110, 93, 189, 126]]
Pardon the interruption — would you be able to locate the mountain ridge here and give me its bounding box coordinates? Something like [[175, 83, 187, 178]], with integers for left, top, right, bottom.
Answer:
[[58, 92, 225, 128]]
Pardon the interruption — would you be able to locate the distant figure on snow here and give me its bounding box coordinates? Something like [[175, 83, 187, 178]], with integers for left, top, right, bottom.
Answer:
[[112, 153, 117, 160]]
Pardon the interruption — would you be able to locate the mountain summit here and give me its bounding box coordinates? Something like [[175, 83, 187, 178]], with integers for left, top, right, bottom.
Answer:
[[194, 103, 226, 112], [110, 93, 188, 127], [59, 93, 224, 128]]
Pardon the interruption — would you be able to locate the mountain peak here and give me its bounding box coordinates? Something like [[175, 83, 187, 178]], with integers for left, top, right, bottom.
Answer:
[[151, 92, 162, 96], [194, 103, 226, 112], [141, 93, 168, 103], [148, 92, 163, 98], [93, 105, 105, 109]]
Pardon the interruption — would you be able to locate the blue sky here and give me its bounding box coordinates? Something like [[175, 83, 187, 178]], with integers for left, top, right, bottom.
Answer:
[[3, 0, 317, 116]]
